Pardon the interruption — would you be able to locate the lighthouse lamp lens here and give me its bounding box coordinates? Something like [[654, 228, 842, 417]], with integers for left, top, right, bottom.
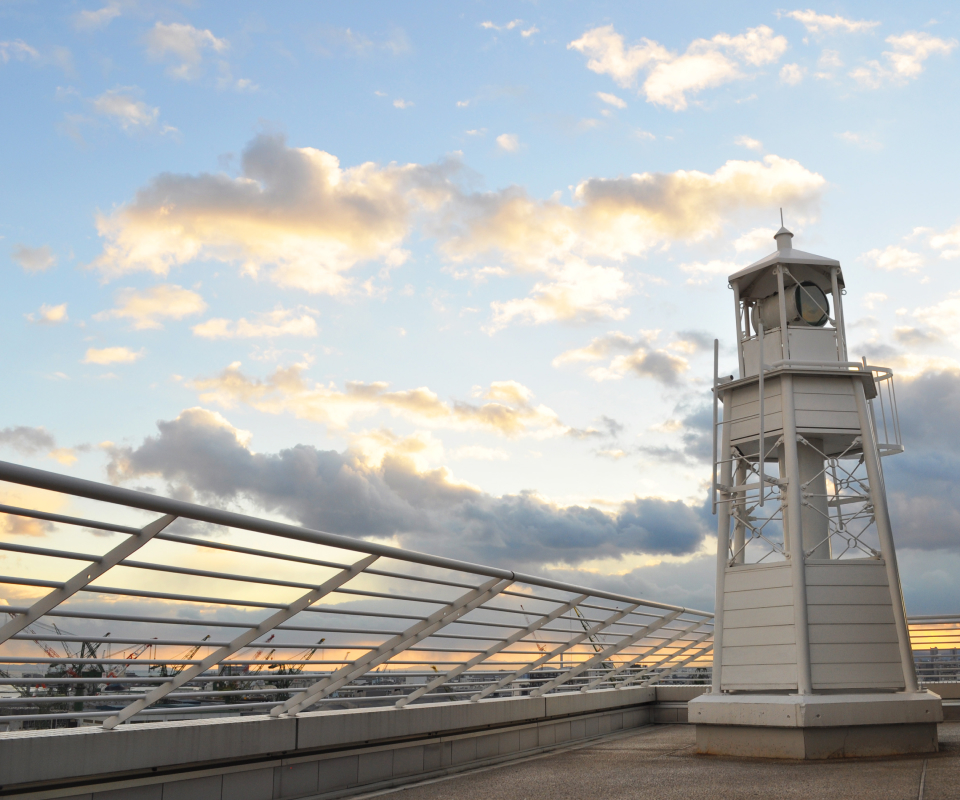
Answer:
[[795, 282, 829, 327]]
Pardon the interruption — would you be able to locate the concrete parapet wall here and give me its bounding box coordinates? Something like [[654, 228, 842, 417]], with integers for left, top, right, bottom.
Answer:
[[926, 683, 960, 700], [0, 687, 664, 799]]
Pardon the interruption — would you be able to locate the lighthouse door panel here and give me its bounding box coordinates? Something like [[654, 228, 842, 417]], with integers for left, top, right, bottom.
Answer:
[[804, 560, 905, 690], [793, 376, 862, 438], [721, 563, 798, 691], [741, 330, 785, 377], [786, 326, 839, 363]]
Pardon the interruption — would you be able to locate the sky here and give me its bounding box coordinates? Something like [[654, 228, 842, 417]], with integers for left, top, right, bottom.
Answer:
[[2, 1, 960, 616]]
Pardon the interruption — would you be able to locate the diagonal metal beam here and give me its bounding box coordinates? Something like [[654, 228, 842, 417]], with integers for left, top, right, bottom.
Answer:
[[581, 617, 709, 692], [641, 638, 714, 686], [619, 630, 714, 689], [102, 553, 379, 729], [531, 610, 683, 697], [0, 514, 177, 647], [396, 594, 588, 708], [470, 602, 640, 702], [273, 576, 513, 716]]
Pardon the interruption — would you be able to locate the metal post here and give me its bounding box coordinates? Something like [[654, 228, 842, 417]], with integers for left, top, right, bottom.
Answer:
[[830, 266, 846, 360], [276, 577, 512, 715], [777, 266, 790, 361], [0, 514, 176, 647], [853, 379, 920, 692], [781, 373, 813, 694], [758, 321, 766, 507], [102, 554, 380, 728], [733, 283, 745, 378], [711, 387, 733, 694], [532, 610, 683, 697], [396, 594, 588, 708], [712, 339, 719, 514], [471, 603, 639, 701], [733, 460, 747, 565]]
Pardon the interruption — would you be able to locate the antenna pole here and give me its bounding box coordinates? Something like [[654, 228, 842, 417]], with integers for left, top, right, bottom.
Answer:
[[780, 207, 784, 226]]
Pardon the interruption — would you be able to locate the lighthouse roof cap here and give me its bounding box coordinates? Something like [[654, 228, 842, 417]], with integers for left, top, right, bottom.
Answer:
[[728, 227, 843, 300]]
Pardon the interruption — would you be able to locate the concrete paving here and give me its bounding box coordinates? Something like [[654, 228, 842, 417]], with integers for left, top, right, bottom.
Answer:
[[366, 723, 960, 800]]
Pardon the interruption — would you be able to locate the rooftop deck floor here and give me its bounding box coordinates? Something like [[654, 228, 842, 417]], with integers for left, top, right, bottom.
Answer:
[[365, 723, 960, 800]]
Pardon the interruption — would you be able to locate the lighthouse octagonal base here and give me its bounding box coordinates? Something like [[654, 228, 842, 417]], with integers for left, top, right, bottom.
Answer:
[[689, 691, 942, 759]]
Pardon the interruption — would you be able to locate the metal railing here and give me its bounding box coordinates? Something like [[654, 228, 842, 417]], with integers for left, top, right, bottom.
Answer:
[[0, 460, 713, 730], [910, 615, 960, 685]]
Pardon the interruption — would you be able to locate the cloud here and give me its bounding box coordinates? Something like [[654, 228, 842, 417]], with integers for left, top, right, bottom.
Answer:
[[883, 370, 960, 550], [779, 63, 804, 84], [679, 259, 740, 285], [93, 136, 824, 332], [487, 262, 631, 331], [734, 135, 762, 151], [0, 426, 56, 457], [818, 49, 843, 69], [569, 24, 788, 111], [104, 407, 710, 568], [850, 32, 957, 88], [496, 133, 520, 152], [521, 27, 539, 39], [836, 131, 882, 151], [863, 292, 887, 310], [12, 244, 56, 273], [91, 88, 159, 130], [481, 20, 523, 32], [859, 245, 923, 272], [393, 98, 413, 109], [189, 363, 567, 438], [83, 346, 144, 364], [445, 154, 822, 328], [94, 284, 207, 329], [452, 445, 510, 461], [25, 303, 68, 325], [192, 306, 319, 339], [144, 22, 228, 80], [90, 133, 454, 294], [312, 26, 411, 58], [0, 40, 40, 63], [910, 292, 960, 347], [1, 40, 72, 74], [929, 221, 960, 259], [553, 331, 690, 385], [0, 514, 52, 536], [639, 403, 714, 465], [75, 2, 122, 30], [733, 227, 776, 252], [596, 91, 627, 108], [0, 425, 79, 465], [778, 10, 879, 35]]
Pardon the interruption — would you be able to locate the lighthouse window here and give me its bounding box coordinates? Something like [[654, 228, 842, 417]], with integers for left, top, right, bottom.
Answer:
[[795, 282, 829, 327]]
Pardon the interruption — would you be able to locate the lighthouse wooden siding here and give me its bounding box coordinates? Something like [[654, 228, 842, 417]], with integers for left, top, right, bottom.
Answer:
[[726, 374, 863, 454], [719, 560, 904, 692]]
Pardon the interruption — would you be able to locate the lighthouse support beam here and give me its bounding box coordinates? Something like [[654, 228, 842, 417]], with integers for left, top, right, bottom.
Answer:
[[853, 379, 920, 693], [780, 374, 813, 695]]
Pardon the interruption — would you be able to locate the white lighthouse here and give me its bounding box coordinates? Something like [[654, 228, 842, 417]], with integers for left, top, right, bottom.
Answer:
[[689, 225, 943, 759]]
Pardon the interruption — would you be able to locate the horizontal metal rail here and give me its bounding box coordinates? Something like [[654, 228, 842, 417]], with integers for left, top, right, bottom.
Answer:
[[0, 459, 713, 731]]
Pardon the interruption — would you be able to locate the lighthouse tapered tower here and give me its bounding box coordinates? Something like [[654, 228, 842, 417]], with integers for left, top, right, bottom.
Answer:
[[689, 226, 943, 759]]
